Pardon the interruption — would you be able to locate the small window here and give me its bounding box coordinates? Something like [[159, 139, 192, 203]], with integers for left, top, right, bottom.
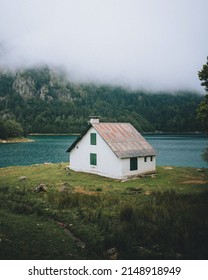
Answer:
[[90, 133, 96, 145], [90, 153, 97, 165], [150, 156, 153, 161], [144, 156, 147, 162], [130, 157, 137, 171]]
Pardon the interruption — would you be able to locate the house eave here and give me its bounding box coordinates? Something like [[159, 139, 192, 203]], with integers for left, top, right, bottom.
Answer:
[[117, 150, 156, 159], [66, 124, 91, 153]]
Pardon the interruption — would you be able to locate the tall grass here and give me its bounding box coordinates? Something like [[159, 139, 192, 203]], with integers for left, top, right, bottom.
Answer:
[[44, 188, 208, 259], [100, 190, 208, 259]]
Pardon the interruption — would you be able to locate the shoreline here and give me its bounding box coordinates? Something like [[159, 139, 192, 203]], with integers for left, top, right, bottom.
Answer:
[[0, 133, 80, 144], [29, 133, 80, 136], [0, 137, 34, 144], [29, 132, 206, 136]]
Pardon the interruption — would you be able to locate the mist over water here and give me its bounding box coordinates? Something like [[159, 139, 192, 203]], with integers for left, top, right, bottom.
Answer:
[[0, 0, 208, 92]]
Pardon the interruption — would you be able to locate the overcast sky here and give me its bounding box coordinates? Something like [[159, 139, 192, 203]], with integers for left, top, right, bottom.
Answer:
[[0, 0, 207, 92]]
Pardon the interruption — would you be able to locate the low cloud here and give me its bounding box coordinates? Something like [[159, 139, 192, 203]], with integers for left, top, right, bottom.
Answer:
[[0, 0, 207, 92]]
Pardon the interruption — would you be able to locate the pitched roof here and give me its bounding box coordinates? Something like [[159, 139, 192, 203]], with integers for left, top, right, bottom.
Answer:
[[67, 122, 156, 159], [92, 123, 156, 158]]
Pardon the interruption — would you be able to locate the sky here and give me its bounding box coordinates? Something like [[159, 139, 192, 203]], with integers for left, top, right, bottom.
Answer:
[[0, 0, 207, 92]]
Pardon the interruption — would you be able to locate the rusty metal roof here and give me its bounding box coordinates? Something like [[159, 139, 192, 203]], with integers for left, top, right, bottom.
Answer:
[[92, 123, 156, 158], [67, 122, 156, 158]]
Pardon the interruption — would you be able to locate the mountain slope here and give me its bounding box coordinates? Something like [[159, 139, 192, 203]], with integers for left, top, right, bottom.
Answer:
[[0, 66, 203, 134]]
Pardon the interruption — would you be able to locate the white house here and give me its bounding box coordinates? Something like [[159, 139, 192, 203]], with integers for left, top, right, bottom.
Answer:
[[67, 117, 156, 179]]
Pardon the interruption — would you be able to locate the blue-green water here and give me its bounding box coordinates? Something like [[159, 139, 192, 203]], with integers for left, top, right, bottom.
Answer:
[[0, 134, 208, 168], [146, 134, 208, 168], [0, 135, 77, 168]]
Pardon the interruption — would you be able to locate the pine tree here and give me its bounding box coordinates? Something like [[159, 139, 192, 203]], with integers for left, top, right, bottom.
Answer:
[[197, 58, 208, 133]]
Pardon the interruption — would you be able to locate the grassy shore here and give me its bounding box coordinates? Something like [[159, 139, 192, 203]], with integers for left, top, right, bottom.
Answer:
[[0, 163, 208, 260]]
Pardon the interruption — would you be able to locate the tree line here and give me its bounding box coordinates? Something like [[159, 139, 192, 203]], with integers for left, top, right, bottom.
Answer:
[[0, 67, 204, 138]]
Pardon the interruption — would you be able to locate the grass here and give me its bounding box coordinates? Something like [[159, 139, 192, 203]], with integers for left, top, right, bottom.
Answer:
[[0, 163, 208, 260]]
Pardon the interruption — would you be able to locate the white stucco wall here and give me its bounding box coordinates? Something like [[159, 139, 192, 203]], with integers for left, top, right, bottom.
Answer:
[[69, 127, 156, 179], [121, 156, 156, 177]]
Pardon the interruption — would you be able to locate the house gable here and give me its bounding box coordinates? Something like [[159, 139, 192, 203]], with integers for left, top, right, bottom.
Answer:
[[66, 124, 91, 153], [69, 126, 123, 178]]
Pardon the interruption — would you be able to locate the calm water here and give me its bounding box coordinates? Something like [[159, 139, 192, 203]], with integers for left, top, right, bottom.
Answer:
[[0, 134, 208, 168], [146, 134, 208, 168]]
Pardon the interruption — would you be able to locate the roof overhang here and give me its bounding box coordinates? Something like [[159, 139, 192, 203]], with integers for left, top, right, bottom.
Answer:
[[66, 124, 91, 152]]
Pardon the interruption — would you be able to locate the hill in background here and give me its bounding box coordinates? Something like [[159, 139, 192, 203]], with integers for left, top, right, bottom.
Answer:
[[0, 66, 203, 135]]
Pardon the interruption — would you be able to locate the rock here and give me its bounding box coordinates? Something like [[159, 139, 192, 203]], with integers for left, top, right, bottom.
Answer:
[[13, 75, 35, 99], [163, 166, 174, 170], [104, 247, 119, 260], [34, 184, 47, 193], [197, 168, 205, 172], [127, 187, 143, 193], [39, 85, 49, 101], [65, 166, 71, 171], [19, 176, 28, 181], [59, 182, 70, 192], [121, 179, 129, 183]]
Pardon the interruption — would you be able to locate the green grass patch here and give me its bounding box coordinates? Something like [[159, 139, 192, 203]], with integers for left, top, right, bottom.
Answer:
[[0, 164, 208, 259]]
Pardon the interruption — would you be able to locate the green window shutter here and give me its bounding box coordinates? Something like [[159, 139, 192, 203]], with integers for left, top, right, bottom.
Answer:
[[90, 153, 97, 165], [90, 133, 97, 145], [130, 157, 137, 171]]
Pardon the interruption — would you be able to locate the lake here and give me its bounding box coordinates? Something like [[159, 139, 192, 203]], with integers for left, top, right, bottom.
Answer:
[[0, 134, 208, 168]]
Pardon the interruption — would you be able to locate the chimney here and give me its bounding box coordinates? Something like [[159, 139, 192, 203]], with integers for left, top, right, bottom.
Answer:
[[89, 116, 100, 124]]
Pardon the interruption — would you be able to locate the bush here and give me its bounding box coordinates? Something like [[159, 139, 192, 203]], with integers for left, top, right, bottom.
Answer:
[[0, 118, 24, 138]]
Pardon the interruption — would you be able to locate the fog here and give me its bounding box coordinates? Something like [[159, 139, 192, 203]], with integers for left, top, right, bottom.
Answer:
[[0, 0, 207, 92]]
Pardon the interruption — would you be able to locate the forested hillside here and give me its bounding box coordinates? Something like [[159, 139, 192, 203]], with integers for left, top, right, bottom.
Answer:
[[0, 66, 203, 136]]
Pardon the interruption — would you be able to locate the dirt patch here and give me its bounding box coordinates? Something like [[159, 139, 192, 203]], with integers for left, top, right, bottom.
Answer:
[[144, 191, 152, 196], [163, 166, 174, 170], [74, 187, 98, 196], [181, 180, 208, 185]]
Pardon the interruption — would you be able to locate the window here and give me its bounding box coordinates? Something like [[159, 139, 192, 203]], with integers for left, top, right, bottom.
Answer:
[[144, 156, 153, 162], [130, 157, 137, 171], [90, 133, 96, 145], [90, 153, 97, 165]]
